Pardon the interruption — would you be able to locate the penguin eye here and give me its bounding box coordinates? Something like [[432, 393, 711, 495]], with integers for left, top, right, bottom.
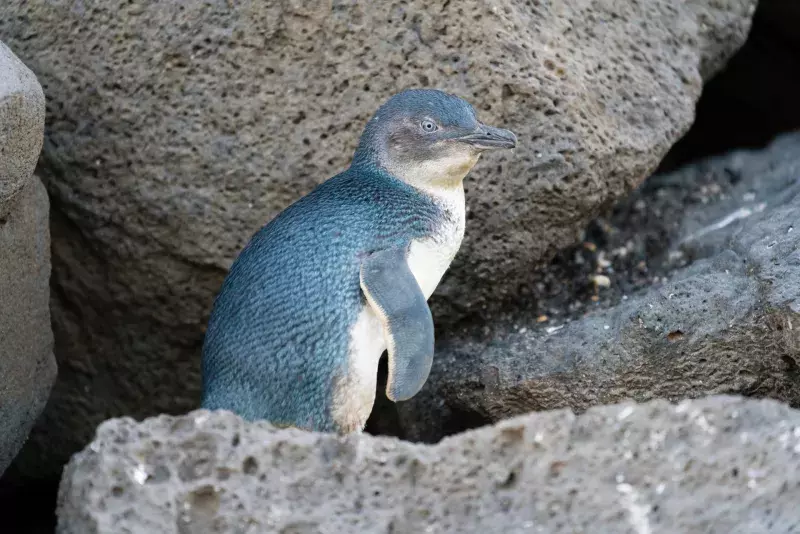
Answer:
[[420, 119, 438, 133]]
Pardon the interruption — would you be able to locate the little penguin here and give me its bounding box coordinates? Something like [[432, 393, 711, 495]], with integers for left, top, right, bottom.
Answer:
[[201, 88, 517, 433]]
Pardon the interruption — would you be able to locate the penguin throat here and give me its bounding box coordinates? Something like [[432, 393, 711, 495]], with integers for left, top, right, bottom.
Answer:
[[384, 152, 481, 191]]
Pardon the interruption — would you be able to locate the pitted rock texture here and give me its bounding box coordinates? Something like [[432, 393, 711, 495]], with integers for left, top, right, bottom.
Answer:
[[57, 396, 800, 534], [0, 41, 46, 217], [0, 0, 754, 477], [396, 131, 800, 443], [0, 40, 55, 477]]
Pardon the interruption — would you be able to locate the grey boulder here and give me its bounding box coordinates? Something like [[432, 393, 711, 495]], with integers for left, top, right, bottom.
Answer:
[[57, 395, 800, 533], [0, 0, 755, 476], [397, 130, 800, 443], [0, 40, 55, 476]]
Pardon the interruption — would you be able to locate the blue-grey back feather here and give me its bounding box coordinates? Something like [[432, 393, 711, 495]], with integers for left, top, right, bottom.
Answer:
[[201, 163, 443, 431]]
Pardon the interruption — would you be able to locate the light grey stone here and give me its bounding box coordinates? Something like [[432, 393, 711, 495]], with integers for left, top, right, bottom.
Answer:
[[57, 395, 800, 533], [0, 40, 45, 215], [0, 39, 55, 477]]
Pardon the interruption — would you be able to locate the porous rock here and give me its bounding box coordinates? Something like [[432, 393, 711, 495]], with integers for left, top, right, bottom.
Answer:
[[0, 0, 754, 476], [0, 40, 55, 476], [57, 395, 800, 533], [397, 131, 800, 443], [0, 40, 45, 216]]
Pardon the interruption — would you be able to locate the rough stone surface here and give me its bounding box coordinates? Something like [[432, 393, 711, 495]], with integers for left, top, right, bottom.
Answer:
[[57, 396, 800, 533], [396, 131, 800, 443], [0, 41, 46, 217], [0, 0, 755, 476], [0, 40, 55, 477]]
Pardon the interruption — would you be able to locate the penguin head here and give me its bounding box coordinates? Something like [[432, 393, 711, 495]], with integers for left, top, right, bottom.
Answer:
[[353, 88, 517, 189]]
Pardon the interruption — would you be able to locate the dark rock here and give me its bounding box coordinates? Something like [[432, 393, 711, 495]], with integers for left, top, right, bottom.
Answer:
[[57, 396, 800, 533], [660, 0, 800, 172], [397, 131, 800, 443], [0, 0, 755, 478], [0, 40, 56, 477]]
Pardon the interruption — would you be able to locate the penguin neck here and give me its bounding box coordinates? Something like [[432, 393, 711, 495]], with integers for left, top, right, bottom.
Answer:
[[351, 152, 477, 201]]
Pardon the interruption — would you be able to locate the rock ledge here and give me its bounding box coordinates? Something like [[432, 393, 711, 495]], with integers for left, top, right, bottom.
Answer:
[[58, 395, 800, 533]]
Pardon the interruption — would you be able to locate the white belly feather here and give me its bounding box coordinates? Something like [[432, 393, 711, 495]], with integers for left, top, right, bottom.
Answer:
[[333, 185, 466, 432], [406, 185, 466, 299]]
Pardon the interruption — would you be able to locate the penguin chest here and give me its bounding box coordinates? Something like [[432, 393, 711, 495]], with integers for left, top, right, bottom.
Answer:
[[406, 188, 466, 299]]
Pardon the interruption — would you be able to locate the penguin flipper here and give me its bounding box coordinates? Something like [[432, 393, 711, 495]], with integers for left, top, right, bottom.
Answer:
[[360, 246, 434, 402]]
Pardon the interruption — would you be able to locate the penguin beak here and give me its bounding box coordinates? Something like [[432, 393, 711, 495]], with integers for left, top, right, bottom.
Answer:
[[457, 123, 517, 150]]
